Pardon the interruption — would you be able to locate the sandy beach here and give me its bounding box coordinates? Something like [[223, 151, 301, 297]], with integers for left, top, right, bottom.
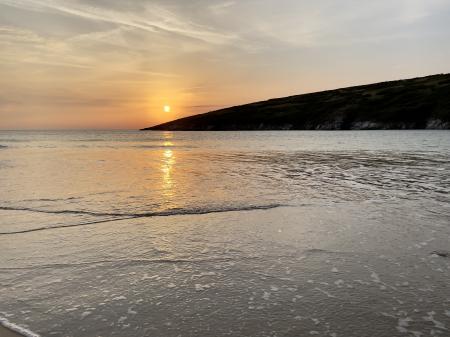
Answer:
[[1, 131, 450, 337], [0, 326, 25, 337]]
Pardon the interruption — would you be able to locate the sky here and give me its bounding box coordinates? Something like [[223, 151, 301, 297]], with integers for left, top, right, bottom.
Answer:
[[1, 0, 449, 129]]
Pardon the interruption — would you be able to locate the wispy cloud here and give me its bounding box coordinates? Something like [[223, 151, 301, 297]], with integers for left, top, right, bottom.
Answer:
[[1, 0, 449, 129], [0, 0, 238, 45], [0, 25, 95, 69], [209, 1, 236, 15]]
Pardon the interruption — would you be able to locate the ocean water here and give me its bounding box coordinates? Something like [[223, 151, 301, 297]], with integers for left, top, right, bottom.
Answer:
[[1, 130, 449, 337]]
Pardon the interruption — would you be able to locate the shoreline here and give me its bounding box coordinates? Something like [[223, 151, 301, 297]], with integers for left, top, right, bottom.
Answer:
[[142, 74, 450, 131], [0, 318, 39, 337], [0, 325, 25, 337]]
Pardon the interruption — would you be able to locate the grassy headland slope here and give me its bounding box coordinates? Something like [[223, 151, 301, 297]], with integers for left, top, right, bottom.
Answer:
[[143, 74, 450, 130]]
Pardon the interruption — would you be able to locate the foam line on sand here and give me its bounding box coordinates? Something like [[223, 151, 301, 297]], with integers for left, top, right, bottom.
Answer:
[[0, 317, 40, 337]]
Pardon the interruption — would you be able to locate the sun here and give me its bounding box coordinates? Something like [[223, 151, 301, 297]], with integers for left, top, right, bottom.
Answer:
[[164, 105, 171, 113]]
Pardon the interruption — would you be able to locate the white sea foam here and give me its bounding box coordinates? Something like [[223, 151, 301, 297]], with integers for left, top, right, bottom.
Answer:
[[0, 317, 40, 337], [195, 284, 211, 291], [262, 291, 271, 300], [112, 295, 127, 300], [314, 287, 336, 298], [334, 279, 344, 287], [423, 311, 447, 330], [80, 311, 92, 319], [192, 272, 216, 278]]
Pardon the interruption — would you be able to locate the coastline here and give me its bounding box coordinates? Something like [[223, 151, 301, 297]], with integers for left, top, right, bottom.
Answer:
[[142, 74, 450, 131], [1, 131, 449, 336], [0, 318, 39, 337], [0, 325, 25, 337]]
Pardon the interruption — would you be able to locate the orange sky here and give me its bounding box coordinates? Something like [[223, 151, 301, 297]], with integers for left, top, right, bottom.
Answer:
[[1, 0, 450, 129]]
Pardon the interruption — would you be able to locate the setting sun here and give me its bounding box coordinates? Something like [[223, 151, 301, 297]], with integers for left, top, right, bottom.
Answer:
[[164, 105, 171, 113]]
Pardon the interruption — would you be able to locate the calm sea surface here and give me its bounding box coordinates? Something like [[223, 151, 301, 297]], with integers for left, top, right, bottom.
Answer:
[[1, 130, 450, 337]]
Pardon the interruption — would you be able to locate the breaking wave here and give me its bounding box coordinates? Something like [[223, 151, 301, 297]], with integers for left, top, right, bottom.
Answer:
[[0, 203, 287, 235], [134, 145, 195, 149], [0, 317, 40, 337]]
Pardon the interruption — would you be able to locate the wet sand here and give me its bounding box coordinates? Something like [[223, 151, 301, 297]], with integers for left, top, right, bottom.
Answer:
[[0, 326, 24, 337]]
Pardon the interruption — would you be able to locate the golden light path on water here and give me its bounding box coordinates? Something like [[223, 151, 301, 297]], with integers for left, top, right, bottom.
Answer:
[[161, 132, 175, 200]]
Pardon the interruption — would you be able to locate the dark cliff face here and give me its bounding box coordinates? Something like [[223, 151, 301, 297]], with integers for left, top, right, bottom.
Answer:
[[142, 74, 450, 131]]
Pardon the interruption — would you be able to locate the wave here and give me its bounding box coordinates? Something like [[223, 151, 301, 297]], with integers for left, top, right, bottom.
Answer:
[[0, 256, 261, 271], [0, 217, 135, 235], [0, 203, 287, 235], [0, 145, 7, 149], [0, 317, 40, 337], [75, 139, 107, 142], [0, 206, 126, 217], [0, 139, 28, 142], [20, 197, 80, 202], [0, 203, 284, 218], [302, 248, 352, 256], [134, 145, 195, 149], [13, 191, 125, 203]]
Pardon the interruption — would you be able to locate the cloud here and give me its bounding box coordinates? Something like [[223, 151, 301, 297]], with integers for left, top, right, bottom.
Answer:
[[0, 25, 95, 69], [1, 0, 449, 129], [0, 25, 43, 43], [209, 1, 236, 15], [0, 0, 238, 45], [187, 104, 225, 110]]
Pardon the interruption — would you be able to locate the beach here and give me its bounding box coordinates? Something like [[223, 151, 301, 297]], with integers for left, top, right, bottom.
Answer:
[[1, 130, 450, 336], [0, 326, 23, 337]]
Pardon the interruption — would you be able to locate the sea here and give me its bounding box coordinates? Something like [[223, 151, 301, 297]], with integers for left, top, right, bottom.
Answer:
[[1, 130, 449, 337]]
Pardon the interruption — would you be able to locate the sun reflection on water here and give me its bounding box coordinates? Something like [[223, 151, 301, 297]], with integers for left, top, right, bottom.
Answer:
[[161, 133, 175, 198]]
